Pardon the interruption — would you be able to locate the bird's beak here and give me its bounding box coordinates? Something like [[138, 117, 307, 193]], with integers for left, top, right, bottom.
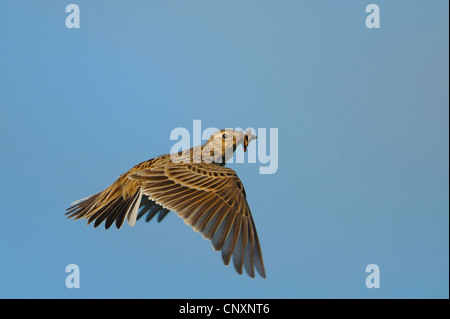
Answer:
[[243, 130, 257, 152]]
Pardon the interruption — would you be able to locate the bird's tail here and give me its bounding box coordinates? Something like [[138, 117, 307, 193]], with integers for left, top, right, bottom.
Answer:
[[65, 181, 143, 229]]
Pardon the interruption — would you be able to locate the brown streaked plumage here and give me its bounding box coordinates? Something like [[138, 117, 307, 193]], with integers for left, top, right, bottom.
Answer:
[[66, 129, 266, 278]]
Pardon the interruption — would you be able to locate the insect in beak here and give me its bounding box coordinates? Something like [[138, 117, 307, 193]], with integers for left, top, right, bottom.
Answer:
[[243, 132, 257, 152]]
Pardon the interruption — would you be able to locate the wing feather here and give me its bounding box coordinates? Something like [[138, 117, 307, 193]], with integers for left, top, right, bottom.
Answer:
[[67, 155, 266, 278], [128, 161, 266, 278], [127, 162, 265, 278]]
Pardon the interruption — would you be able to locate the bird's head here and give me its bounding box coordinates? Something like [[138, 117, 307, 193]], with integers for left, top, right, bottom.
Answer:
[[202, 129, 257, 165]]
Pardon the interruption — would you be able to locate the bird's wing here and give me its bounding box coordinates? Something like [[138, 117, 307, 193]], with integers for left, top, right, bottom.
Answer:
[[128, 161, 266, 278]]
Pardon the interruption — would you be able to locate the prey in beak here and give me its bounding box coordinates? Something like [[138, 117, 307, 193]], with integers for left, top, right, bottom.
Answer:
[[243, 129, 257, 152]]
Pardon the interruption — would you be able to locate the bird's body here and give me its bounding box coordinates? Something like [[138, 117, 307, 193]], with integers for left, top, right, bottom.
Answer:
[[66, 129, 266, 278]]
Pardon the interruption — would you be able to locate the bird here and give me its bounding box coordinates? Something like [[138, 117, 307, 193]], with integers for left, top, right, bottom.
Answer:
[[66, 129, 266, 278]]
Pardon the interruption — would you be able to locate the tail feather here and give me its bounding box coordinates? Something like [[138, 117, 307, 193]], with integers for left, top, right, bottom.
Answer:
[[126, 189, 143, 227], [90, 197, 120, 227], [67, 178, 171, 229], [104, 196, 133, 229], [66, 188, 143, 229]]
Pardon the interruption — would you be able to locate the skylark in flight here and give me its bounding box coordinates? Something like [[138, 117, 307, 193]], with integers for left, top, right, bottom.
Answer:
[[66, 129, 266, 278]]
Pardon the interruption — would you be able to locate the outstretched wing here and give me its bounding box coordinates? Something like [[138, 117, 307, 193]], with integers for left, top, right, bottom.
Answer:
[[129, 162, 266, 278]]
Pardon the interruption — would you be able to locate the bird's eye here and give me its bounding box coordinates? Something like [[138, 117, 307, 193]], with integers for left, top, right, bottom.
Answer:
[[222, 134, 227, 139]]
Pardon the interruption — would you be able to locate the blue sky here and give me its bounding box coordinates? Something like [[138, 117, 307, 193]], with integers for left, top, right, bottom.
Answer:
[[0, 1, 448, 298]]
